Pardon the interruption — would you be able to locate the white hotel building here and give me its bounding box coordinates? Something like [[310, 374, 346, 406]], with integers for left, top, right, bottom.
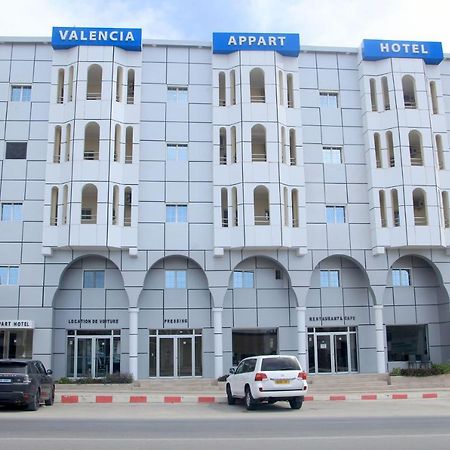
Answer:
[[1, 29, 450, 380]]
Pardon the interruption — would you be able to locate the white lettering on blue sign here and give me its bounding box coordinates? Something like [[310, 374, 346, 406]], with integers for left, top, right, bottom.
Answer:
[[213, 32, 300, 57], [52, 27, 142, 52], [362, 39, 442, 65]]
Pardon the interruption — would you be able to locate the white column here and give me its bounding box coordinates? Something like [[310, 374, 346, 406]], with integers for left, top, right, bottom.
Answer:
[[128, 307, 139, 380], [212, 307, 223, 378], [296, 306, 307, 371], [373, 304, 386, 373]]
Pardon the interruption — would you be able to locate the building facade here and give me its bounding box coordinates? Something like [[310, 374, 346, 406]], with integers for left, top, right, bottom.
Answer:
[[1, 30, 450, 380]]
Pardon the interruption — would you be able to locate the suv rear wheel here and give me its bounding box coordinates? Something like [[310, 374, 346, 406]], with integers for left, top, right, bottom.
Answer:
[[27, 390, 40, 411], [45, 387, 55, 406], [244, 386, 256, 411], [289, 397, 303, 410]]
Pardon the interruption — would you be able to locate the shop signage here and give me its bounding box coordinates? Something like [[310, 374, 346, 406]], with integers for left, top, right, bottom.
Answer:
[[0, 320, 34, 329], [164, 318, 188, 325], [52, 27, 142, 51], [213, 32, 300, 57], [309, 315, 356, 322], [67, 318, 119, 325], [362, 39, 443, 65]]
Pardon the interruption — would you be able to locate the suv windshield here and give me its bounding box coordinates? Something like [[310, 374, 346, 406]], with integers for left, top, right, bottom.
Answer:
[[261, 357, 300, 371], [0, 363, 27, 374]]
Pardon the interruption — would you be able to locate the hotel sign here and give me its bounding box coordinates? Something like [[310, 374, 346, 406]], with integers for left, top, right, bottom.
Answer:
[[0, 320, 34, 329], [213, 33, 300, 57], [362, 39, 443, 65], [52, 27, 142, 51]]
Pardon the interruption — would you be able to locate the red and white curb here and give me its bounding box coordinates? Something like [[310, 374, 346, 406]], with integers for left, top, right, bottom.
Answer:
[[57, 392, 444, 404]]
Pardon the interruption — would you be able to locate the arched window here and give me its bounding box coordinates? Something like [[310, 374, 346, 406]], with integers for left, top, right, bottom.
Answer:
[[116, 66, 123, 102], [50, 186, 58, 226], [289, 129, 296, 165], [231, 126, 237, 164], [221, 188, 228, 227], [386, 131, 395, 167], [114, 124, 121, 162], [392, 189, 400, 227], [250, 68, 265, 103], [436, 134, 445, 170], [86, 64, 102, 100], [68, 66, 74, 102], [430, 81, 438, 114], [65, 124, 71, 162], [219, 127, 227, 165], [369, 78, 377, 111], [381, 76, 390, 111], [409, 130, 423, 166], [62, 185, 68, 225], [53, 126, 62, 163], [278, 70, 284, 106], [374, 132, 382, 168], [402, 75, 417, 109], [112, 185, 119, 225], [251, 124, 266, 162], [281, 126, 286, 164], [379, 190, 387, 227], [84, 122, 100, 160], [287, 73, 294, 108], [230, 70, 236, 106], [57, 69, 64, 104], [124, 187, 132, 226], [232, 187, 238, 226], [254, 186, 270, 225], [283, 187, 289, 226], [413, 188, 427, 226], [125, 126, 133, 164], [218, 72, 226, 106], [442, 191, 449, 228], [292, 189, 299, 227], [81, 184, 97, 224], [127, 69, 135, 104]]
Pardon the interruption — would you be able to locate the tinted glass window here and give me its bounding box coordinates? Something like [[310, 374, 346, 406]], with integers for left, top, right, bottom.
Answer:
[[261, 357, 300, 371], [5, 142, 27, 159], [245, 359, 257, 372], [0, 363, 27, 374]]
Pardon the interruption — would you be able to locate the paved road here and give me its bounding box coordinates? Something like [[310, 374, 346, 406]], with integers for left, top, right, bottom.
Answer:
[[1, 400, 450, 450]]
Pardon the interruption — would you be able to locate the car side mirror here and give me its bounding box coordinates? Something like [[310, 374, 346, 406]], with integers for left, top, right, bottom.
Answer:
[[46, 369, 53, 375], [229, 368, 236, 374]]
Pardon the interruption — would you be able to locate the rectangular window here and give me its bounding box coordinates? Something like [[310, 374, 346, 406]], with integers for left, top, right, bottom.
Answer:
[[83, 270, 105, 288], [11, 85, 31, 102], [387, 325, 428, 362], [167, 86, 188, 103], [320, 92, 339, 108], [166, 204, 187, 223], [320, 270, 340, 287], [233, 271, 254, 288], [165, 270, 187, 288], [323, 146, 342, 164], [392, 269, 411, 286], [326, 206, 346, 224], [167, 144, 188, 161], [1, 203, 23, 222], [5, 142, 27, 160], [0, 266, 19, 285]]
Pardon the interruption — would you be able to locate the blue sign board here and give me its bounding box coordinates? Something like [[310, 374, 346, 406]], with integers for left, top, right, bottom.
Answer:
[[52, 27, 142, 51], [362, 39, 443, 65], [213, 33, 300, 57]]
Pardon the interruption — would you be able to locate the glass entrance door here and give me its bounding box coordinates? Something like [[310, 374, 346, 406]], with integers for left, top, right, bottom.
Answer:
[[308, 327, 358, 374], [77, 338, 93, 377], [149, 329, 202, 377]]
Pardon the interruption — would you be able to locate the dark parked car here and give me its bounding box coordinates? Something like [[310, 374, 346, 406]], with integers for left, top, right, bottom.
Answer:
[[0, 359, 55, 411]]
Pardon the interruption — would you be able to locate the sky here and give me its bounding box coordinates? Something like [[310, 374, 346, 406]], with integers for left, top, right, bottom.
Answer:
[[1, 0, 449, 50]]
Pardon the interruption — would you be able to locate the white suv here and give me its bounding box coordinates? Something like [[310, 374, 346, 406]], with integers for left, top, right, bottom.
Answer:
[[226, 355, 308, 410]]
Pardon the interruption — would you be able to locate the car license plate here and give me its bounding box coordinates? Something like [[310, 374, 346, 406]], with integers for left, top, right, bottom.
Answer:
[[0, 379, 12, 383], [275, 379, 290, 385]]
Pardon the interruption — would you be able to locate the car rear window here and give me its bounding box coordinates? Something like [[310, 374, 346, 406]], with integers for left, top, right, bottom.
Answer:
[[261, 357, 300, 371], [0, 363, 27, 374]]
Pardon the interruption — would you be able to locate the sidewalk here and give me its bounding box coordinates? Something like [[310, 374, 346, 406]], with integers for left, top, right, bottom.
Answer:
[[55, 374, 450, 404]]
